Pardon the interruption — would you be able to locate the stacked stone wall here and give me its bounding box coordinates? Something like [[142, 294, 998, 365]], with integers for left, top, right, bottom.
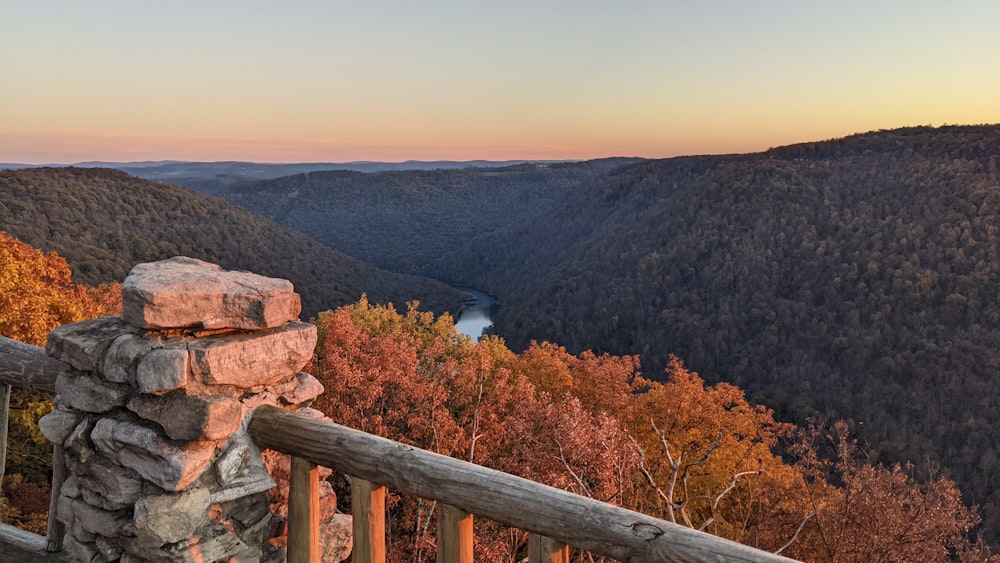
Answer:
[[37, 257, 343, 562]]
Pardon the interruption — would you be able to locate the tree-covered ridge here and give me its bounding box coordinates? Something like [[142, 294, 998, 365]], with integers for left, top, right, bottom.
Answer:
[[0, 167, 464, 316], [218, 158, 641, 278], [494, 124, 1000, 537], [200, 124, 1000, 542]]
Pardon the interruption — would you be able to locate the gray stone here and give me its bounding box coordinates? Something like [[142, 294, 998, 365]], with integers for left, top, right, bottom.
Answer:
[[159, 523, 252, 563], [62, 533, 103, 563], [102, 333, 153, 383], [38, 407, 82, 444], [122, 256, 302, 330], [56, 370, 131, 413], [128, 391, 242, 441], [46, 317, 136, 372], [61, 475, 82, 499], [76, 455, 145, 511], [95, 536, 125, 561], [64, 417, 96, 462], [136, 345, 190, 395], [59, 495, 132, 538], [211, 430, 276, 504], [190, 322, 316, 388], [71, 518, 97, 543], [91, 416, 217, 491], [134, 487, 211, 545], [279, 371, 324, 406]]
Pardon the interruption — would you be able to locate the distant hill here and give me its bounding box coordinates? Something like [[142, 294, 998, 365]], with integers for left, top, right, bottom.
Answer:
[[205, 125, 1000, 539], [0, 167, 464, 317], [1, 160, 576, 196], [215, 158, 643, 277]]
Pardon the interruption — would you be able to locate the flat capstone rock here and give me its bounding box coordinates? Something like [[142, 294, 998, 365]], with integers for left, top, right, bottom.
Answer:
[[122, 257, 302, 330]]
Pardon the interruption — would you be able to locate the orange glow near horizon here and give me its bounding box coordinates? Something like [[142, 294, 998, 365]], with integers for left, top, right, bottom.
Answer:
[[1, 2, 998, 164]]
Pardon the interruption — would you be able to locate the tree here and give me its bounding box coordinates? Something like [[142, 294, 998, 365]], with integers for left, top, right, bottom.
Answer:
[[790, 420, 979, 562], [0, 231, 119, 533]]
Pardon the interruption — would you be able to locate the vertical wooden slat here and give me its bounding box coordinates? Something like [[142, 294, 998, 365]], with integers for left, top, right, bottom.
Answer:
[[288, 456, 320, 563], [528, 533, 570, 563], [437, 504, 473, 563], [45, 446, 66, 552], [0, 383, 11, 489], [351, 478, 386, 563]]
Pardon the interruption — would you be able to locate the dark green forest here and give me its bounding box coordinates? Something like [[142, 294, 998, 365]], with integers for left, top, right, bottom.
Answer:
[[0, 167, 464, 316], [201, 125, 1000, 540]]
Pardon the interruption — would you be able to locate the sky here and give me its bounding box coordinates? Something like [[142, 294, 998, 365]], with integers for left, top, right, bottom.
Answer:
[[1, 1, 998, 164]]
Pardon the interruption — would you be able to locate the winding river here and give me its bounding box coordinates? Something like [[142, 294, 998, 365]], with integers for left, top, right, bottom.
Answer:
[[454, 287, 498, 342]]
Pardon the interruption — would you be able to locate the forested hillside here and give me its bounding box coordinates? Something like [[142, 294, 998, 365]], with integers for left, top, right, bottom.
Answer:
[[218, 158, 640, 276], [0, 167, 464, 316], [209, 125, 1000, 540], [500, 125, 1000, 538]]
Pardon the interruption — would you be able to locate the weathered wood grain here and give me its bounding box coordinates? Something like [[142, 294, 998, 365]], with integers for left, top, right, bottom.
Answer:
[[437, 504, 473, 563], [45, 447, 66, 553], [248, 405, 799, 563], [0, 337, 67, 394], [528, 534, 570, 563], [0, 524, 71, 562], [351, 478, 386, 563], [288, 456, 320, 563], [0, 383, 10, 488]]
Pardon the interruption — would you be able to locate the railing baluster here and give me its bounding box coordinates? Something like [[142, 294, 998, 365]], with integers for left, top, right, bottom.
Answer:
[[528, 533, 570, 563], [0, 383, 10, 489], [288, 456, 320, 563], [351, 477, 386, 563], [45, 446, 66, 552], [437, 503, 473, 563]]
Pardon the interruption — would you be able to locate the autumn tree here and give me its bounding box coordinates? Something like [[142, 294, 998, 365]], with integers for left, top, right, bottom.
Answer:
[[309, 300, 983, 562], [626, 356, 814, 553], [0, 231, 119, 533], [309, 300, 639, 561], [788, 420, 979, 562]]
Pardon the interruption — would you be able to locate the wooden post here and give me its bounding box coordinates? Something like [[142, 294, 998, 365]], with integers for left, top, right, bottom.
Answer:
[[45, 446, 66, 552], [288, 456, 320, 563], [437, 504, 473, 563], [528, 534, 570, 563], [0, 383, 10, 489], [351, 478, 386, 563]]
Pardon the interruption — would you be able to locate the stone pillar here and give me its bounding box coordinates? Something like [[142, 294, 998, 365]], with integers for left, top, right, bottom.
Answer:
[[37, 257, 332, 563]]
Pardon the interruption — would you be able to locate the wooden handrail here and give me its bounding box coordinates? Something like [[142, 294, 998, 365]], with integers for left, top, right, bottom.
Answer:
[[0, 337, 67, 394], [248, 405, 798, 563], [0, 337, 68, 559]]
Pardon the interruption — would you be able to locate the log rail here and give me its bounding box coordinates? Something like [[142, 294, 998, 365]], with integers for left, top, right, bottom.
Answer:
[[0, 338, 71, 561], [249, 405, 798, 563]]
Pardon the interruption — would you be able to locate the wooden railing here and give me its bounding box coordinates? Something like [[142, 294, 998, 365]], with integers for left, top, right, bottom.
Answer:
[[0, 335, 798, 562], [248, 405, 798, 563], [0, 337, 71, 562]]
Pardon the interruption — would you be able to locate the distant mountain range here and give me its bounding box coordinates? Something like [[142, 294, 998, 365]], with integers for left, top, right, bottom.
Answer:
[[0, 159, 572, 195]]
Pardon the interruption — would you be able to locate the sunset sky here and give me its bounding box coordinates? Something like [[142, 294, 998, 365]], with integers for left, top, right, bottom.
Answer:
[[1, 1, 998, 164]]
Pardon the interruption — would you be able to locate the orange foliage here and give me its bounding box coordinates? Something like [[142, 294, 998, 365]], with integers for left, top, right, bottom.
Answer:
[[308, 301, 981, 562], [0, 231, 107, 346]]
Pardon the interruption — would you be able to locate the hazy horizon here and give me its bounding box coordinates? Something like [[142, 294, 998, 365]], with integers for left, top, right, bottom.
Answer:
[[2, 1, 998, 164]]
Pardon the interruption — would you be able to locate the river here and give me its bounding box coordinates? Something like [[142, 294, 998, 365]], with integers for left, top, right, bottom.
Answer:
[[454, 287, 497, 342]]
